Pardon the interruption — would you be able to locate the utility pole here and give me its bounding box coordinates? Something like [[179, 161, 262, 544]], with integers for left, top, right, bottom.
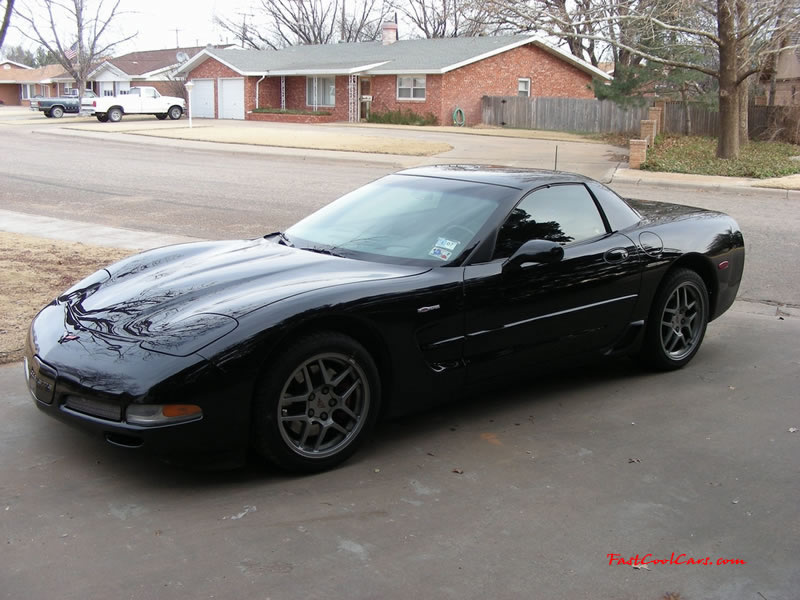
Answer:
[[236, 12, 253, 48], [341, 0, 346, 42]]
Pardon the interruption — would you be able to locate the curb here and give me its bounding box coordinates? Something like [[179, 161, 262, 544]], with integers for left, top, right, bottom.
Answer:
[[610, 166, 800, 198]]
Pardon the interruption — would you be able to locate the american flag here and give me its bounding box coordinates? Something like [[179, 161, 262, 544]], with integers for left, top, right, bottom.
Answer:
[[64, 42, 78, 60]]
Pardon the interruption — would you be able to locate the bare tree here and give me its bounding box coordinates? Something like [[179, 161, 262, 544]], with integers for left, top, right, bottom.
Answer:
[[14, 0, 134, 108], [0, 0, 14, 50], [389, 0, 497, 38], [215, 0, 389, 49], [486, 0, 800, 159]]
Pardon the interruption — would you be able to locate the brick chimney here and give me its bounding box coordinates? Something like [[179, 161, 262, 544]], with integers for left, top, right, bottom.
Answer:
[[382, 22, 398, 45]]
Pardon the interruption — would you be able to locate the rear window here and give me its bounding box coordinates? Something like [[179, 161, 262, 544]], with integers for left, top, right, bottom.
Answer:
[[587, 182, 641, 231]]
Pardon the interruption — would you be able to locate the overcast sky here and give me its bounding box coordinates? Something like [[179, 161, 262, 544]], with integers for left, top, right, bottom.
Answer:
[[8, 0, 254, 54]]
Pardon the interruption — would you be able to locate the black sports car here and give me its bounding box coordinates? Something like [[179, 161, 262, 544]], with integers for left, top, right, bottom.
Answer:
[[24, 166, 745, 472]]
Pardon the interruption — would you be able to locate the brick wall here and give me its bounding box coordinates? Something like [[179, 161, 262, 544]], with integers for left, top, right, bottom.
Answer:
[[441, 44, 594, 126], [369, 74, 444, 123], [259, 77, 281, 108]]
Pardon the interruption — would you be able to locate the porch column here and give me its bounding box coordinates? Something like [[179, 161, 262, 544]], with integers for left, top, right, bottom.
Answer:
[[281, 76, 285, 110]]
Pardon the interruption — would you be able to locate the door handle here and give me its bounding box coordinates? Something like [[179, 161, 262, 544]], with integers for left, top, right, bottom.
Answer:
[[604, 248, 629, 263]]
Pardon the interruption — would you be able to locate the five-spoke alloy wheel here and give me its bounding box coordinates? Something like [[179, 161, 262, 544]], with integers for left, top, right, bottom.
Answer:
[[253, 332, 380, 472], [641, 268, 709, 370]]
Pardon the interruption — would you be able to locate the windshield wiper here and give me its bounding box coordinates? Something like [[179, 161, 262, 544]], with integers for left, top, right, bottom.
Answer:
[[266, 231, 294, 247], [300, 246, 348, 258]]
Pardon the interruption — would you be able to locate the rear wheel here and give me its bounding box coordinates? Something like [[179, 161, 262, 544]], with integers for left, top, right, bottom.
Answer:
[[155, 113, 168, 120], [50, 106, 64, 118], [252, 332, 380, 472], [168, 105, 182, 120], [96, 113, 109, 122], [108, 107, 123, 122], [640, 268, 709, 370]]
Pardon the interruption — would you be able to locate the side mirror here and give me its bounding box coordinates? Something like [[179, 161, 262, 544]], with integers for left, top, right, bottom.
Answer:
[[503, 239, 564, 272]]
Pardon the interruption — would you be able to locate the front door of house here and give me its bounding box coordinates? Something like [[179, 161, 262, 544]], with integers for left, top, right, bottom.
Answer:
[[359, 77, 372, 121]]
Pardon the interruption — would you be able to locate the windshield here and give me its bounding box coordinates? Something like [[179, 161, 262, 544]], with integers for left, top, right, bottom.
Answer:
[[285, 174, 512, 265]]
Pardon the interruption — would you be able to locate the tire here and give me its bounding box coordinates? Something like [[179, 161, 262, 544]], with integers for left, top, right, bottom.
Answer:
[[96, 113, 109, 122], [252, 332, 381, 472], [156, 113, 168, 120], [168, 105, 182, 120], [108, 107, 123, 122], [44, 112, 53, 118], [640, 268, 709, 371], [50, 106, 64, 118]]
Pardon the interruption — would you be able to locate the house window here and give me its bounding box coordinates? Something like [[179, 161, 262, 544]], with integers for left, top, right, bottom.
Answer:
[[518, 78, 531, 97], [21, 84, 31, 99], [397, 76, 426, 100], [306, 77, 335, 107]]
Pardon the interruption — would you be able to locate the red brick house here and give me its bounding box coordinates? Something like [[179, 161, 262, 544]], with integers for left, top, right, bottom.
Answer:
[[0, 64, 61, 106], [176, 31, 610, 125]]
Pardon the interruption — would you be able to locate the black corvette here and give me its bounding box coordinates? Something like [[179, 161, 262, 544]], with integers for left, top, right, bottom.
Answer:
[[25, 166, 745, 472]]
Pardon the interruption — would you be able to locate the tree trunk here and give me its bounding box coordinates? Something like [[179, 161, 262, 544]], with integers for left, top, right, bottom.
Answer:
[[0, 0, 14, 50], [716, 0, 739, 159], [738, 75, 749, 146], [681, 84, 692, 136]]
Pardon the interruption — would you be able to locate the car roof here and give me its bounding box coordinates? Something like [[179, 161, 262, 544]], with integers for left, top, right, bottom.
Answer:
[[395, 165, 594, 192]]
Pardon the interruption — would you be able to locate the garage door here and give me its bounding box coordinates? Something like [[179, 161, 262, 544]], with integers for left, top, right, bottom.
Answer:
[[191, 79, 214, 119], [218, 78, 245, 120]]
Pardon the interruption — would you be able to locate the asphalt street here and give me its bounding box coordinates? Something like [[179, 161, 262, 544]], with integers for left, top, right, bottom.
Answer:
[[1, 118, 799, 599]]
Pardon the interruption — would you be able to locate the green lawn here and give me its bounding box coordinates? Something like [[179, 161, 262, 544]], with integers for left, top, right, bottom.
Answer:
[[643, 136, 800, 178]]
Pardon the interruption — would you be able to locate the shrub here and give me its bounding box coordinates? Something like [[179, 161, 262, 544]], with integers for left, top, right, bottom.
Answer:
[[252, 108, 331, 116], [367, 109, 438, 126]]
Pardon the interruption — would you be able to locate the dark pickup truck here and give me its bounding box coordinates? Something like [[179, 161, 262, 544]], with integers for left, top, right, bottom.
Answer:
[[30, 90, 97, 118]]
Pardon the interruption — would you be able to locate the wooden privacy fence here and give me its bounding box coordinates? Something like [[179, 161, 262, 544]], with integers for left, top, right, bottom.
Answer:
[[482, 96, 786, 139], [481, 96, 649, 134]]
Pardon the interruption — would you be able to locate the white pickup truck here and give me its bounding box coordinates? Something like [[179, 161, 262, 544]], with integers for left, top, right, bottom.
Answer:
[[92, 86, 185, 122]]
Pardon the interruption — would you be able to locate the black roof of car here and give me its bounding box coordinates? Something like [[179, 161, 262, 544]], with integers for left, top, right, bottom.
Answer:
[[396, 165, 593, 192]]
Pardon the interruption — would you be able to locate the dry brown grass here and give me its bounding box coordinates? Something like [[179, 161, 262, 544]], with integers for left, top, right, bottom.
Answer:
[[0, 232, 132, 364]]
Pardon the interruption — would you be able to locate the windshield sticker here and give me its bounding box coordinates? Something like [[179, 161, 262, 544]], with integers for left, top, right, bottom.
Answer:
[[435, 237, 460, 251], [429, 247, 452, 261]]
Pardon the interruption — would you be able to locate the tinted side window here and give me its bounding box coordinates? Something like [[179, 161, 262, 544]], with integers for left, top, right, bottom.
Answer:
[[587, 182, 641, 231], [493, 184, 606, 259]]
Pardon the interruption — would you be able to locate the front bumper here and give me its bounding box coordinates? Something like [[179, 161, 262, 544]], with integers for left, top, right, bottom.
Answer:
[[25, 303, 253, 462]]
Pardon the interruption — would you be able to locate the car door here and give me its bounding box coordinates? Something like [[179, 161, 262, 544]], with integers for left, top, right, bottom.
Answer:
[[463, 183, 642, 381], [139, 87, 162, 113]]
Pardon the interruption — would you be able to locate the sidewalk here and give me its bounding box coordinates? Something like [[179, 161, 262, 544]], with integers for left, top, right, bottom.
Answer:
[[0, 209, 200, 250], [611, 166, 800, 195]]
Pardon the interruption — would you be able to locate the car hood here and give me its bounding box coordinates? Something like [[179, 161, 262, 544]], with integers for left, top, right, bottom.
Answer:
[[60, 238, 428, 355]]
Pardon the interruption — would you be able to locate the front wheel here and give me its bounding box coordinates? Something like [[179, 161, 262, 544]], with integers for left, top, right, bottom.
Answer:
[[168, 105, 182, 120], [107, 107, 123, 122], [155, 113, 168, 120], [640, 268, 709, 370], [50, 106, 64, 118], [252, 332, 381, 472]]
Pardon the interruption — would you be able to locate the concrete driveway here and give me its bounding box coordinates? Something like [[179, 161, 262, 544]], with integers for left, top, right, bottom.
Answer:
[[1, 306, 798, 600]]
